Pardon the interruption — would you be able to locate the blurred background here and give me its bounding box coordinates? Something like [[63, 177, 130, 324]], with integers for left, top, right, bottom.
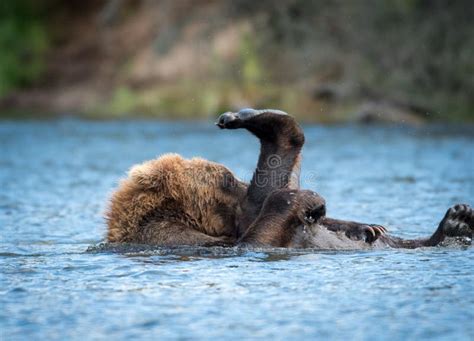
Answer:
[[0, 0, 473, 123]]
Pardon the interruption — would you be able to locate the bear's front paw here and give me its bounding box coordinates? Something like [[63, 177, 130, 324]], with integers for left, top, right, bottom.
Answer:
[[345, 224, 387, 243], [303, 202, 326, 224], [294, 190, 326, 224]]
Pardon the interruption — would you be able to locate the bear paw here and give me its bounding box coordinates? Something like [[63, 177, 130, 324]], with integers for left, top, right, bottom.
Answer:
[[294, 190, 326, 225], [440, 204, 473, 238], [345, 224, 387, 243], [216, 108, 287, 129]]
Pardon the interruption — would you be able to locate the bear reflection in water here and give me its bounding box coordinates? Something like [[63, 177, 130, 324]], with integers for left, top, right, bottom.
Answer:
[[106, 109, 473, 249]]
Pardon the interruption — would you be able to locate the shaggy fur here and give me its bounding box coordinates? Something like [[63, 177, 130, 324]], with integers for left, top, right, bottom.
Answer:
[[107, 153, 246, 245], [106, 109, 473, 249]]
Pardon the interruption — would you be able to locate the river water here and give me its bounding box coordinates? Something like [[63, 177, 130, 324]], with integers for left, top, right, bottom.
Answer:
[[1, 119, 473, 340]]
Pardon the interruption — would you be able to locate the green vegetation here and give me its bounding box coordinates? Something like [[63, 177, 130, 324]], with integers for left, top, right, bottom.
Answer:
[[246, 0, 474, 121], [0, 0, 472, 122], [0, 1, 48, 96], [240, 33, 263, 86]]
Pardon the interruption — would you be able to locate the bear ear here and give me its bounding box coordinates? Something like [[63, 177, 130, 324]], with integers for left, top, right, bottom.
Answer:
[[128, 153, 184, 190]]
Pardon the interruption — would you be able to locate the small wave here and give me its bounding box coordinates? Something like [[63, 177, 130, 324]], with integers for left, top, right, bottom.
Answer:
[[85, 242, 375, 259], [86, 242, 244, 256], [0, 252, 44, 258]]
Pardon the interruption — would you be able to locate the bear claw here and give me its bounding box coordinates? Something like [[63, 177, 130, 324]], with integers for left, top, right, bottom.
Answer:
[[345, 224, 387, 243]]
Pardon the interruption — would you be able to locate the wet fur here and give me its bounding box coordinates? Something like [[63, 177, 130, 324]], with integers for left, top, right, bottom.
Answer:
[[106, 109, 473, 249], [107, 154, 246, 245]]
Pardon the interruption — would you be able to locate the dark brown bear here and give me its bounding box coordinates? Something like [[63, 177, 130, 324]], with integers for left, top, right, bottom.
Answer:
[[106, 109, 473, 249]]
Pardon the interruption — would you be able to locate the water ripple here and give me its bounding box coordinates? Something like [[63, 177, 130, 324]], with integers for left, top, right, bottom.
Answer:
[[1, 120, 473, 340]]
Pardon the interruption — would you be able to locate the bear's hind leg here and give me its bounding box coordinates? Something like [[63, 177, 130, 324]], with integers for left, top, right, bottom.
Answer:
[[217, 109, 305, 231]]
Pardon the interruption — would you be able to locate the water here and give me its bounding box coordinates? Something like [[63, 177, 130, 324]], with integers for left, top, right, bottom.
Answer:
[[1, 119, 473, 340]]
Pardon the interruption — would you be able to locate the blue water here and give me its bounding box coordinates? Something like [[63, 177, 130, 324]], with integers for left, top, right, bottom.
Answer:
[[1, 119, 473, 340]]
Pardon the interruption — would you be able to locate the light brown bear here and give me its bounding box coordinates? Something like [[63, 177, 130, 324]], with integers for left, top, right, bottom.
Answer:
[[106, 109, 473, 249]]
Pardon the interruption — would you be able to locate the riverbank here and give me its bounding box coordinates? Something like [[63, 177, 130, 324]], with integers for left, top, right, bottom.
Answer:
[[1, 1, 472, 123]]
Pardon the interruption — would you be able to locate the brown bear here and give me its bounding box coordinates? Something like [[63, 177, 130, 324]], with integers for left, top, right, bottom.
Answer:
[[106, 154, 246, 246], [106, 108, 473, 249]]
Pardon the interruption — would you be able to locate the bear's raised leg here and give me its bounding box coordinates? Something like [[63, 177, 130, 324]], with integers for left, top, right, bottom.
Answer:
[[216, 108, 386, 244], [217, 109, 304, 233], [217, 108, 304, 196], [380, 204, 474, 248]]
